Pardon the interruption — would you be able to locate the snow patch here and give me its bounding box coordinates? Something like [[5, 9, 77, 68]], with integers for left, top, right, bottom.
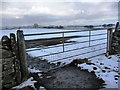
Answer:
[[28, 67, 42, 73], [12, 77, 37, 89], [78, 55, 119, 88]]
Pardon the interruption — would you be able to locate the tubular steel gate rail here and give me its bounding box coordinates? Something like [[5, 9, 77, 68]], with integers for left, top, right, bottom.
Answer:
[[22, 28, 114, 63]]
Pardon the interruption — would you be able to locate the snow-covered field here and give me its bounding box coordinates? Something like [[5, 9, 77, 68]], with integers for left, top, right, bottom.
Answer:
[[1, 28, 119, 89], [1, 28, 80, 40], [26, 29, 107, 63]]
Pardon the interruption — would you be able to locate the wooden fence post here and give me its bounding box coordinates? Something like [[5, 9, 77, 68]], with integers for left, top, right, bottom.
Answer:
[[10, 33, 21, 83], [115, 22, 119, 32], [1, 36, 11, 51], [17, 30, 29, 81], [107, 28, 113, 55]]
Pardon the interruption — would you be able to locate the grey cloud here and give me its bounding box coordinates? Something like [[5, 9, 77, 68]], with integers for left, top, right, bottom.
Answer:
[[2, 2, 118, 26], [2, 14, 63, 26]]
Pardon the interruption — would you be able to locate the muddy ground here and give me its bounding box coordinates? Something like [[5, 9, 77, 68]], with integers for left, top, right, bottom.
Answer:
[[39, 66, 105, 89], [27, 55, 105, 89]]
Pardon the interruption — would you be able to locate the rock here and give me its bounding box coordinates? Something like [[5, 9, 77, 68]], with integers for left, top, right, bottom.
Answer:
[[56, 62, 61, 66], [93, 67, 97, 70], [102, 70, 106, 73], [0, 49, 13, 59], [104, 67, 110, 69], [39, 86, 46, 90], [100, 63, 104, 65], [114, 78, 118, 80], [114, 75, 119, 78]]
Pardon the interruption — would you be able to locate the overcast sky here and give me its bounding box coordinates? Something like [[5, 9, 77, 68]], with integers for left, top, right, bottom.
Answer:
[[1, 0, 119, 27]]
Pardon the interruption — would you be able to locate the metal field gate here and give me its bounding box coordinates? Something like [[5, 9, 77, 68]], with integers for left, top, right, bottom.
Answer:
[[23, 28, 113, 63]]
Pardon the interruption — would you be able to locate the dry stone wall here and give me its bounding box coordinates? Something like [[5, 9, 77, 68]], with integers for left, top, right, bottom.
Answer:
[[112, 29, 120, 54], [1, 36, 21, 90]]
